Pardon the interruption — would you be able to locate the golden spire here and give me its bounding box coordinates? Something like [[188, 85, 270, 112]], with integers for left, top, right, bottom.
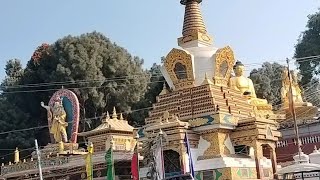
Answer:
[[201, 72, 213, 85], [181, 0, 206, 35], [112, 107, 117, 119], [159, 82, 169, 95], [178, 0, 212, 47], [102, 111, 110, 123], [120, 113, 124, 120]]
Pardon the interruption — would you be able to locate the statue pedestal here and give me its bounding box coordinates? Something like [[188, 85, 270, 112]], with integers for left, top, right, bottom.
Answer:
[[32, 143, 86, 159], [277, 104, 318, 123]]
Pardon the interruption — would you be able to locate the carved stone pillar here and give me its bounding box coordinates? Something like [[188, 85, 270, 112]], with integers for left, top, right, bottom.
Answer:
[[269, 144, 278, 179], [253, 141, 263, 179], [201, 130, 230, 159], [179, 141, 187, 173]]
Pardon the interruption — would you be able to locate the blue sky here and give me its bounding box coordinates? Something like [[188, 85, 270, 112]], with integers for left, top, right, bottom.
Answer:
[[0, 1, 318, 79]]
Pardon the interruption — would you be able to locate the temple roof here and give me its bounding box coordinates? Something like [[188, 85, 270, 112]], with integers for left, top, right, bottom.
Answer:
[[78, 107, 134, 137]]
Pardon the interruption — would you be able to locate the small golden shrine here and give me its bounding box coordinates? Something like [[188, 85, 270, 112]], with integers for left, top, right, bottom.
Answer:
[[140, 0, 284, 179], [276, 68, 318, 125], [78, 107, 136, 153]]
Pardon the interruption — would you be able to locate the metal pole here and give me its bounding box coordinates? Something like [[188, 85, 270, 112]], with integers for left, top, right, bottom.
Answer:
[[286, 58, 302, 160], [159, 129, 165, 180], [35, 139, 43, 180], [135, 132, 140, 180]]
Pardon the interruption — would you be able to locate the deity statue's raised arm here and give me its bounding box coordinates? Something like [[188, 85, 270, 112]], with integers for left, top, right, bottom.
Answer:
[[41, 101, 53, 126]]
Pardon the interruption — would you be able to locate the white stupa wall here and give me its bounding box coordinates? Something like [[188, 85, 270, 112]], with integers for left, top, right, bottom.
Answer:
[[184, 46, 218, 86]]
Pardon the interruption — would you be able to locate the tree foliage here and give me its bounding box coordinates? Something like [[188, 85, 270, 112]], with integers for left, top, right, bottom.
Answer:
[[129, 63, 165, 126], [0, 32, 152, 156], [249, 62, 285, 107], [295, 10, 320, 85]]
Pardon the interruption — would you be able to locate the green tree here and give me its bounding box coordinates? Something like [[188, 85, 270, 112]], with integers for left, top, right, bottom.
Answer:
[[295, 10, 320, 85], [129, 63, 165, 126], [249, 62, 285, 107], [1, 32, 150, 147], [0, 59, 34, 163]]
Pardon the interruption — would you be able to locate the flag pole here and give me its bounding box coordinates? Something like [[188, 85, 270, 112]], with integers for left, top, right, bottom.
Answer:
[[35, 139, 43, 180], [184, 125, 194, 179], [286, 58, 302, 160], [159, 129, 165, 180], [135, 132, 140, 180]]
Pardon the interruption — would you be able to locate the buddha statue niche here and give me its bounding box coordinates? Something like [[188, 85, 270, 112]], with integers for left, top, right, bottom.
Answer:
[[229, 61, 268, 106]]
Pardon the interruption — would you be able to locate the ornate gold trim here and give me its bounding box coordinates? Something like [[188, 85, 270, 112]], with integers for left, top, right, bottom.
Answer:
[[164, 48, 195, 90], [214, 46, 235, 80]]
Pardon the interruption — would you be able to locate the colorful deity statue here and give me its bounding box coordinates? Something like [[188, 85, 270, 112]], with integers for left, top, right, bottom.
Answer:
[[229, 61, 268, 106], [41, 98, 68, 143]]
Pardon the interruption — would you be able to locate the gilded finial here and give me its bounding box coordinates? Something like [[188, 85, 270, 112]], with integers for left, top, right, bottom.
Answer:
[[107, 111, 110, 119], [120, 113, 124, 120], [112, 107, 117, 119], [201, 72, 213, 85], [178, 0, 212, 47], [102, 111, 110, 123], [160, 82, 169, 95], [14, 147, 19, 164]]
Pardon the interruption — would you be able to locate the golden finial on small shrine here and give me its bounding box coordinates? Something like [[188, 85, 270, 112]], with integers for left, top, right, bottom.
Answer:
[[160, 82, 169, 95], [201, 72, 213, 85], [14, 147, 19, 164], [112, 107, 117, 119], [102, 111, 111, 123], [120, 113, 124, 120]]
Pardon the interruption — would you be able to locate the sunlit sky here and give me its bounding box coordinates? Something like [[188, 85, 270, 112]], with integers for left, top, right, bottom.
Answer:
[[0, 1, 318, 79]]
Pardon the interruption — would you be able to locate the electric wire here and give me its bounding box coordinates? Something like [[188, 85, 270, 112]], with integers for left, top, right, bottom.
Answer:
[[2, 54, 320, 90]]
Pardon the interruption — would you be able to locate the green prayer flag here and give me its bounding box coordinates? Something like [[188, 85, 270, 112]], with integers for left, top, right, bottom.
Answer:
[[105, 147, 115, 180]]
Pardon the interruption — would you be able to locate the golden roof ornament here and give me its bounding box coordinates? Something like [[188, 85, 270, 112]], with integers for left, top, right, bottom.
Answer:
[[201, 72, 213, 85], [120, 113, 124, 120], [102, 111, 110, 123], [112, 107, 117, 120], [159, 82, 169, 95]]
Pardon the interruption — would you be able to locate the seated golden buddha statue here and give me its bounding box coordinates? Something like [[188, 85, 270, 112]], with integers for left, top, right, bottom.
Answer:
[[281, 69, 310, 107], [229, 61, 268, 106]]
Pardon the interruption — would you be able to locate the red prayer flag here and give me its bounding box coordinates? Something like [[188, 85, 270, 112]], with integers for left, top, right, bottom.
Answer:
[[131, 153, 139, 180]]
